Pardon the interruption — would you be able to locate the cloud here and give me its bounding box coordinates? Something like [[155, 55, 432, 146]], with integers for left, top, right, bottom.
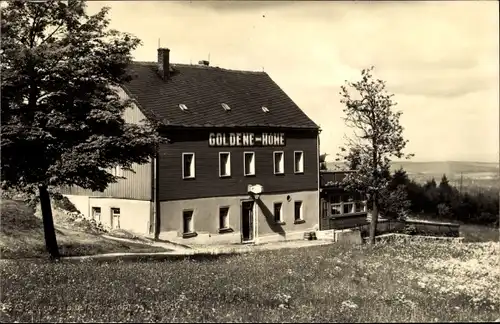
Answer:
[[382, 67, 498, 98], [176, 0, 299, 11], [331, 1, 499, 98], [88, 1, 499, 162]]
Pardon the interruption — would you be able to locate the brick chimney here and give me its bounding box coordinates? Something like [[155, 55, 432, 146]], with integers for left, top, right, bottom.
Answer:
[[157, 48, 170, 80]]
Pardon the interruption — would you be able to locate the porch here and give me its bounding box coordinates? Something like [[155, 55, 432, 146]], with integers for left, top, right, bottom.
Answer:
[[319, 170, 369, 230]]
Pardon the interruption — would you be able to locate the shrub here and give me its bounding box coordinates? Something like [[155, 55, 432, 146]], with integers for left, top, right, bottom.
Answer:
[[52, 196, 79, 213], [402, 224, 417, 235], [437, 203, 452, 217]]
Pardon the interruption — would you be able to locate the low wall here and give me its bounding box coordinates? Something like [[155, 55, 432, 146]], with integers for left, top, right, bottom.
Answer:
[[404, 219, 460, 237], [327, 214, 368, 229], [365, 233, 464, 244], [355, 219, 460, 237], [318, 218, 460, 240]]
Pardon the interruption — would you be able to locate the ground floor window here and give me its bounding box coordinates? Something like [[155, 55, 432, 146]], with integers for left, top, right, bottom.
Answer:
[[294, 201, 303, 221], [331, 195, 342, 215], [329, 193, 366, 216], [92, 207, 101, 222], [111, 207, 120, 229], [355, 201, 367, 213], [183, 210, 194, 234], [219, 207, 230, 229], [342, 195, 355, 214], [273, 202, 283, 223]]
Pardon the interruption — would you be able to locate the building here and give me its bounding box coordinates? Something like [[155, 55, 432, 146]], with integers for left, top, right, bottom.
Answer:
[[319, 170, 368, 230], [62, 48, 321, 245]]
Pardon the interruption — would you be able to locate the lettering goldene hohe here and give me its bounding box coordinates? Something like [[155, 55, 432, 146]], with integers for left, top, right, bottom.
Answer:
[[209, 132, 285, 147]]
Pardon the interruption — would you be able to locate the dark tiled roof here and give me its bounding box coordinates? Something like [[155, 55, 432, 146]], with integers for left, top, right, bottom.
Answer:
[[122, 62, 319, 130]]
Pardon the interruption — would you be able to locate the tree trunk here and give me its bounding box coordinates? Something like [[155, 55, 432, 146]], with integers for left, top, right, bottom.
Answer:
[[39, 185, 60, 259], [369, 193, 379, 245]]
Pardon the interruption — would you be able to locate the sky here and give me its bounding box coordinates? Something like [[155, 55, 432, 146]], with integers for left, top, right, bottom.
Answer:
[[87, 1, 499, 163]]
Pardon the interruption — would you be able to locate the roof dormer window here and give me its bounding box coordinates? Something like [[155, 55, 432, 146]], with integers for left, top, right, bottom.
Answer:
[[262, 106, 270, 113], [221, 103, 231, 111], [179, 104, 188, 111]]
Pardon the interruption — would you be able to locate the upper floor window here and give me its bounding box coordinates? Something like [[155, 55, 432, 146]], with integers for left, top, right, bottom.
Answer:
[[273, 151, 284, 175], [219, 152, 231, 177], [294, 151, 304, 174], [111, 165, 123, 177], [244, 152, 255, 176], [182, 153, 195, 179]]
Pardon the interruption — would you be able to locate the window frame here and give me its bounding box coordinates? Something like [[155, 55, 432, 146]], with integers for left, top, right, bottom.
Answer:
[[182, 209, 197, 238], [92, 207, 101, 222], [294, 200, 305, 224], [343, 201, 355, 214], [182, 152, 196, 179], [111, 207, 120, 217], [219, 152, 231, 178], [273, 151, 285, 175], [273, 202, 285, 224], [111, 165, 124, 177], [294, 151, 304, 174], [218, 206, 233, 233], [243, 151, 256, 176], [111, 207, 121, 229]]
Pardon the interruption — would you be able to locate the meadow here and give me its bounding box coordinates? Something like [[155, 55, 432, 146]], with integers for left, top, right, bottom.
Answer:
[[0, 200, 169, 259], [1, 241, 498, 323]]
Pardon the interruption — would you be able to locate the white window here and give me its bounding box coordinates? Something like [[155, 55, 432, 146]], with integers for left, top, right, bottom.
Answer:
[[294, 201, 303, 221], [111, 207, 121, 229], [219, 207, 230, 229], [355, 201, 367, 213], [219, 152, 231, 177], [243, 152, 255, 176], [342, 194, 355, 214], [111, 165, 123, 177], [183, 210, 194, 234], [331, 195, 342, 215], [273, 202, 283, 223], [92, 207, 101, 222], [273, 151, 284, 175], [343, 201, 355, 214], [294, 151, 304, 173], [182, 153, 195, 179]]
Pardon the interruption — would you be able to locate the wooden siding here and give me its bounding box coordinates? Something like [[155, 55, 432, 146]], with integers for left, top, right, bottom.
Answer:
[[320, 170, 356, 188], [60, 161, 152, 200], [158, 128, 319, 201], [60, 87, 152, 200]]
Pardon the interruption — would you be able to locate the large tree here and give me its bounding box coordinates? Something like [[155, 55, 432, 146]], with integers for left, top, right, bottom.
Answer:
[[336, 67, 413, 244], [1, 0, 164, 259]]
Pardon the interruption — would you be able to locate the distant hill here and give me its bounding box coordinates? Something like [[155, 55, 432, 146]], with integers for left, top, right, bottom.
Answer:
[[326, 161, 499, 183], [326, 161, 498, 174]]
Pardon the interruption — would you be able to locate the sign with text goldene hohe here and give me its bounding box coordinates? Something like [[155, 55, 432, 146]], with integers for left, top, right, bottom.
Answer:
[[208, 132, 286, 147]]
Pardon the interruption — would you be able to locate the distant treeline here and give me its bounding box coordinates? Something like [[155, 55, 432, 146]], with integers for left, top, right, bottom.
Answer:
[[385, 168, 499, 227]]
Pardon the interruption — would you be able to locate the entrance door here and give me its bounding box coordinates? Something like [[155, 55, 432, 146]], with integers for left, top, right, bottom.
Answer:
[[241, 201, 255, 243]]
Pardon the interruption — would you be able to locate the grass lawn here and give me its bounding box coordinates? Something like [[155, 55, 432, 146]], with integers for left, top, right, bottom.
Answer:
[[0, 200, 170, 259], [1, 241, 498, 322], [0, 227, 169, 259], [460, 223, 499, 243]]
